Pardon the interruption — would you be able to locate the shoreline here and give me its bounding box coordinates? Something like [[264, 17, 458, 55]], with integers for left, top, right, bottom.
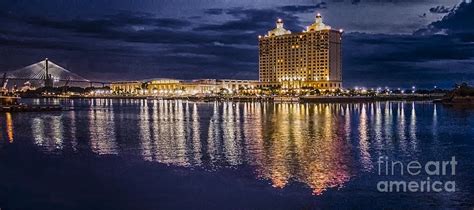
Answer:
[[20, 95, 444, 103]]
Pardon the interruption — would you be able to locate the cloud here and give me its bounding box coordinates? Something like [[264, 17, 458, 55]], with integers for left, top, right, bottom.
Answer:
[[0, 10, 260, 79], [278, 2, 327, 13], [21, 11, 192, 34], [204, 8, 224, 15], [429, 5, 451, 13], [345, 3, 474, 87], [416, 2, 474, 35], [2, 11, 257, 46], [430, 2, 474, 32], [194, 7, 303, 34], [348, 33, 474, 62], [343, 32, 474, 87]]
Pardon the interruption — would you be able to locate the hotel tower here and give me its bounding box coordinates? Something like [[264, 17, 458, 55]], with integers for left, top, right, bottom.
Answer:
[[258, 14, 342, 90]]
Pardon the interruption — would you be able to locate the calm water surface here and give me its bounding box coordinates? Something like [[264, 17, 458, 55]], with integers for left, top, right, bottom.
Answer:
[[0, 99, 473, 209]]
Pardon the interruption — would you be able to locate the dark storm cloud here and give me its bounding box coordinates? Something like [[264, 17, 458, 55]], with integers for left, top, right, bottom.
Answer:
[[21, 11, 191, 34], [429, 5, 451, 13], [431, 2, 474, 31], [204, 8, 224, 15], [1, 10, 255, 46], [343, 2, 474, 86], [342, 2, 474, 88], [167, 44, 256, 63], [194, 7, 302, 32], [349, 34, 474, 62], [278, 2, 327, 13], [339, 0, 432, 3], [416, 2, 474, 35], [343, 31, 474, 87], [0, 36, 87, 52], [105, 12, 191, 29], [12, 8, 270, 47]]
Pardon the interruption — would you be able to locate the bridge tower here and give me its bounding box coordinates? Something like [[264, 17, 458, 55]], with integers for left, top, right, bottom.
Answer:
[[44, 58, 54, 87]]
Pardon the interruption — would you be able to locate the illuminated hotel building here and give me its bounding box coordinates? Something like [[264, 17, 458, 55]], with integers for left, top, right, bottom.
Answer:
[[258, 14, 342, 90]]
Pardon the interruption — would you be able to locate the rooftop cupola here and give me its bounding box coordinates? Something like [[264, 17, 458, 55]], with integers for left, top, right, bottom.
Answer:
[[276, 18, 284, 29], [315, 13, 323, 24], [306, 13, 331, 32], [267, 18, 291, 37]]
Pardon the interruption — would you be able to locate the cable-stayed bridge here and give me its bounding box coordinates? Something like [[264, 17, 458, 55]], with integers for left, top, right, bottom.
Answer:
[[1, 59, 109, 88]]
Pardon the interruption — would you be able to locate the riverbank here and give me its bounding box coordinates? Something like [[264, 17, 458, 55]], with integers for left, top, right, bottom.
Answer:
[[24, 94, 444, 103], [301, 95, 443, 103], [435, 83, 474, 107], [436, 96, 474, 107]]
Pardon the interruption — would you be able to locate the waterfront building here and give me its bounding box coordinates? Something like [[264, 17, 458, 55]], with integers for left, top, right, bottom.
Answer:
[[258, 14, 342, 91], [111, 81, 142, 94], [145, 78, 182, 94], [219, 79, 258, 92], [145, 78, 215, 95], [111, 79, 258, 96]]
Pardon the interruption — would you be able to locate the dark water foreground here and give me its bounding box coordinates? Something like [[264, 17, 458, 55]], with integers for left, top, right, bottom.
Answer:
[[0, 99, 473, 209]]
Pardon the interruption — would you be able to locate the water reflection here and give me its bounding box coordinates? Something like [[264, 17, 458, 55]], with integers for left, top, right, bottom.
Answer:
[[359, 104, 372, 171], [190, 103, 202, 165], [4, 100, 440, 195], [409, 102, 418, 151], [228, 102, 244, 165], [68, 110, 78, 151], [6, 113, 14, 143], [88, 103, 118, 155], [139, 100, 152, 161], [207, 102, 221, 163], [433, 104, 438, 142], [398, 102, 407, 153], [31, 115, 64, 152]]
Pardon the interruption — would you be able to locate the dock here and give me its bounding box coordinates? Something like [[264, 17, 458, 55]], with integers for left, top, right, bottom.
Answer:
[[0, 104, 62, 112], [0, 96, 62, 112]]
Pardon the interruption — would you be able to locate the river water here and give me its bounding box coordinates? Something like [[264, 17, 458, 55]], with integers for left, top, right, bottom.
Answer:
[[0, 99, 473, 209]]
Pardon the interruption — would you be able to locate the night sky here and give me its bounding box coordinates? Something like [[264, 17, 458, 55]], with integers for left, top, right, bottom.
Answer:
[[0, 0, 473, 88]]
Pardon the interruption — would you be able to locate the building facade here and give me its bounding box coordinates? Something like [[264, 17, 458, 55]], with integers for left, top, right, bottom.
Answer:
[[111, 79, 258, 96], [258, 14, 342, 90], [111, 81, 142, 94]]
